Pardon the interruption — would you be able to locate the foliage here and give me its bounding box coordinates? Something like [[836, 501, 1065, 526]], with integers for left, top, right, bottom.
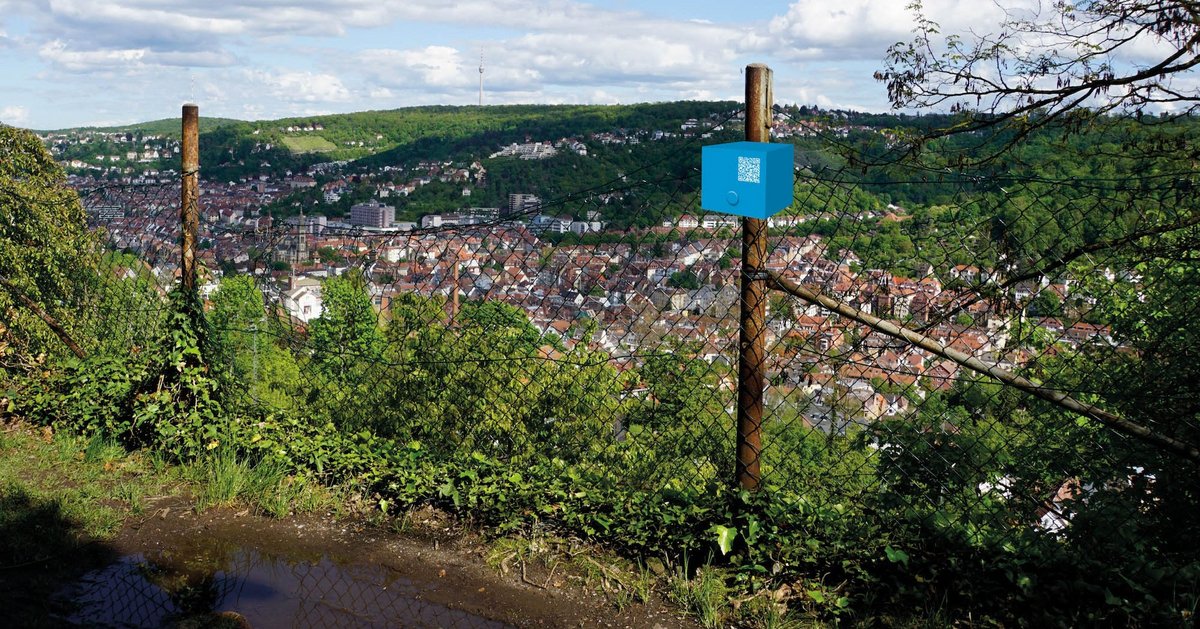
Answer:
[[0, 125, 100, 367], [10, 84, 1200, 628], [208, 276, 301, 412], [667, 269, 701, 290], [17, 287, 222, 462]]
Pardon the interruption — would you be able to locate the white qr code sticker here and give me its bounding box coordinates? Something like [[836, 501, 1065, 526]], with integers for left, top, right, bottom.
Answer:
[[737, 156, 761, 184]]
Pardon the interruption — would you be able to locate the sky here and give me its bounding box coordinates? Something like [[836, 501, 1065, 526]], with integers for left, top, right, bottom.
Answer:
[[0, 0, 1179, 129]]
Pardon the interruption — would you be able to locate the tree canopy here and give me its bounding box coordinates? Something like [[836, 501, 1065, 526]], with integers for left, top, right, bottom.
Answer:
[[0, 125, 99, 367]]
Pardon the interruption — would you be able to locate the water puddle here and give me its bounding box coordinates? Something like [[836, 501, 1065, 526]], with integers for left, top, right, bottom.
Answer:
[[56, 541, 513, 628]]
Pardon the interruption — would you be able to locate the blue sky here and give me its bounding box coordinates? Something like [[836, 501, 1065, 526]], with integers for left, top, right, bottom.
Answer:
[[0, 0, 1183, 129]]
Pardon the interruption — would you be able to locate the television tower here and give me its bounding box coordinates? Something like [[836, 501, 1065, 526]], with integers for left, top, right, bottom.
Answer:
[[478, 50, 484, 107]]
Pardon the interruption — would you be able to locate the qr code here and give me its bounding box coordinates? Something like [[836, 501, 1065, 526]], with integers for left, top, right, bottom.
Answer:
[[737, 156, 761, 184]]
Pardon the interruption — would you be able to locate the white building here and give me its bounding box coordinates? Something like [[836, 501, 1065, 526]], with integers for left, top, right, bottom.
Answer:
[[349, 200, 395, 228], [283, 282, 323, 323]]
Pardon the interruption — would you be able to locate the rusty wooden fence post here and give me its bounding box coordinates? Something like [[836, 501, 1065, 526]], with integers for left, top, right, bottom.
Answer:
[[737, 64, 772, 491], [181, 103, 200, 299]]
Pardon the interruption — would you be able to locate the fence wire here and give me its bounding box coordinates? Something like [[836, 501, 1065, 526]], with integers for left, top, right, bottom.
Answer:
[[13, 106, 1199, 623], [754, 108, 1200, 574], [210, 116, 746, 494]]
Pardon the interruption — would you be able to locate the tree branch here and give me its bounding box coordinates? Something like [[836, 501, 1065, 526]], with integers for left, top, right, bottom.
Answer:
[[0, 273, 86, 360], [766, 270, 1200, 463]]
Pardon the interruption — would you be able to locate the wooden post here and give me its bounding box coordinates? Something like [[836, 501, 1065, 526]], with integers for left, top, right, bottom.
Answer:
[[181, 103, 200, 297], [737, 64, 772, 491]]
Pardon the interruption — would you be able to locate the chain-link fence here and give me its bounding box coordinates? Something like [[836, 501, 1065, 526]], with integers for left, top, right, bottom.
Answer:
[[193, 111, 748, 497], [8, 93, 1200, 623]]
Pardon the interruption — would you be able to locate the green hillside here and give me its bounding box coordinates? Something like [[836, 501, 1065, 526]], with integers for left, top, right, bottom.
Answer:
[[280, 136, 338, 153], [45, 116, 245, 137], [196, 101, 738, 181]]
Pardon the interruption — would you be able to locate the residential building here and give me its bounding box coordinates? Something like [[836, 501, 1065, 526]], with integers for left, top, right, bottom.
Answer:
[[349, 200, 395, 228]]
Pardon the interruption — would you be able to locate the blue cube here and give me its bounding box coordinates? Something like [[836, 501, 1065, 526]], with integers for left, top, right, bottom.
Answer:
[[701, 141, 794, 219]]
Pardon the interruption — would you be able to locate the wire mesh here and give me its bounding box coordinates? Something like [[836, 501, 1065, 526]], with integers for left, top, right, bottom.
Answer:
[[192, 111, 749, 496], [11, 103, 1199, 622], [746, 107, 1200, 607]]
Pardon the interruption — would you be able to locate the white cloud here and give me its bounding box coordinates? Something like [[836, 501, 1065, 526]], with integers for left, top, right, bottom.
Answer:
[[355, 16, 743, 103], [360, 46, 471, 89], [7, 0, 928, 124], [39, 40, 146, 71], [0, 105, 30, 126], [46, 0, 246, 36], [38, 40, 234, 72], [247, 70, 352, 103], [767, 0, 1021, 59]]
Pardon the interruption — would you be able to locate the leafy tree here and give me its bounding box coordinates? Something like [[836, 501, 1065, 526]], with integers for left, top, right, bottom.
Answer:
[[386, 291, 446, 340], [877, 0, 1200, 152], [667, 269, 701, 290], [309, 272, 385, 375], [208, 275, 301, 411], [306, 272, 386, 430], [0, 125, 99, 368], [1027, 289, 1063, 318], [458, 300, 542, 349]]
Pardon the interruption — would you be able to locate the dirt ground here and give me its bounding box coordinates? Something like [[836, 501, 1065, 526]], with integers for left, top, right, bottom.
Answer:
[[5, 493, 698, 628]]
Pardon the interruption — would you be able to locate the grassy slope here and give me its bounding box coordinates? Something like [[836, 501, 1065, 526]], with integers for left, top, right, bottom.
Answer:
[[280, 135, 338, 153]]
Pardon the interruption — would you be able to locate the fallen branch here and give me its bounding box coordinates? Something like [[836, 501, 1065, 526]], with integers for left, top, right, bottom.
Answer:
[[766, 270, 1200, 463], [0, 273, 86, 359]]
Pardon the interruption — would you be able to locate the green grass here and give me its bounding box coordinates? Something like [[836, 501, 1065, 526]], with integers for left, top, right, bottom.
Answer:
[[280, 135, 337, 153], [1, 424, 337, 546], [669, 565, 732, 629], [186, 448, 335, 517], [0, 427, 173, 559]]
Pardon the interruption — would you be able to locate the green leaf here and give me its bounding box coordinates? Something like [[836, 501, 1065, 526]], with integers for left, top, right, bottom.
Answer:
[[885, 545, 910, 567], [745, 515, 761, 544], [711, 524, 737, 555]]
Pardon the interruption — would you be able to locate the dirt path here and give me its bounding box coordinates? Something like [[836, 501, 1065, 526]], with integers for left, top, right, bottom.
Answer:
[[41, 496, 697, 628]]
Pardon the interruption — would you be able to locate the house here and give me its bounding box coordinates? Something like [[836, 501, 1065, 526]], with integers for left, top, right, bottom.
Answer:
[[288, 175, 317, 189], [662, 214, 699, 229], [283, 281, 323, 323]]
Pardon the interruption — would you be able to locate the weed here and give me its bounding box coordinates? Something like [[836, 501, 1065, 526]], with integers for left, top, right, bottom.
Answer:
[[146, 450, 171, 475], [737, 590, 804, 629], [630, 562, 656, 605], [185, 450, 336, 517], [113, 480, 145, 515], [669, 564, 731, 629], [245, 458, 288, 516], [248, 462, 331, 518], [192, 449, 252, 510], [487, 536, 537, 573], [82, 435, 124, 465]]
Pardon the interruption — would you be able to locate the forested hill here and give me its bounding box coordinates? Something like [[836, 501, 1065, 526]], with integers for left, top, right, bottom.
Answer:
[[46, 102, 1200, 250], [197, 102, 743, 180], [43, 100, 959, 188], [42, 116, 245, 136]]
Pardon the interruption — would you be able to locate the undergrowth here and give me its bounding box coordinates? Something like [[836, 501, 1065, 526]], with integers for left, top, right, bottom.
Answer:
[[5, 289, 1199, 627]]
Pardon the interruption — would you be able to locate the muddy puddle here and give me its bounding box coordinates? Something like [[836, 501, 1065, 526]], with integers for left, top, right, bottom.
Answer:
[[28, 505, 693, 628], [57, 544, 511, 628]]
